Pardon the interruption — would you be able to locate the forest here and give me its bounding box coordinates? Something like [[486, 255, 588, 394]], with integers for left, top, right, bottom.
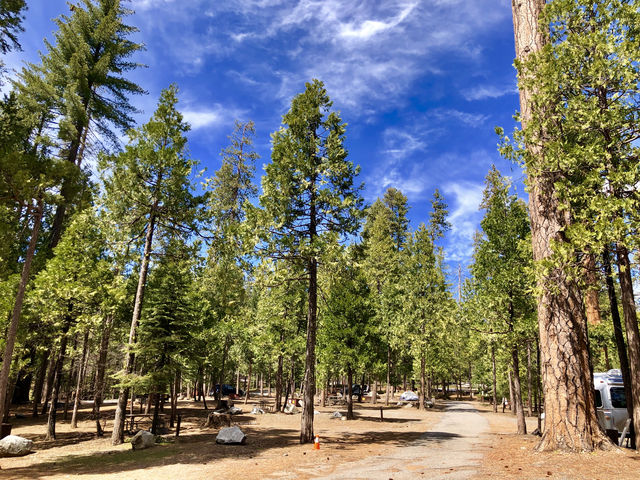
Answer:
[[0, 0, 640, 464]]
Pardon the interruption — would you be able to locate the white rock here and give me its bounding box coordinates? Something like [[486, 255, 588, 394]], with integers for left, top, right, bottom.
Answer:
[[0, 435, 33, 457], [330, 411, 342, 419], [284, 403, 297, 414], [400, 391, 419, 401], [216, 426, 247, 445], [251, 407, 265, 415], [228, 406, 242, 415], [131, 430, 156, 450]]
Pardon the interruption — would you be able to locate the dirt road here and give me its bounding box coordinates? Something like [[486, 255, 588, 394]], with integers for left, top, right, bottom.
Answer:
[[313, 402, 489, 480]]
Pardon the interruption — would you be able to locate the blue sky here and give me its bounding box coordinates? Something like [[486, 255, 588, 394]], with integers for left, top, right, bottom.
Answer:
[[5, 0, 527, 272]]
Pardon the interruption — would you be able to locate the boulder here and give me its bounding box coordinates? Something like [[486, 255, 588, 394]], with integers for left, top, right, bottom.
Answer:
[[400, 391, 418, 401], [131, 430, 156, 450], [0, 435, 33, 457], [228, 406, 242, 415], [284, 403, 297, 414], [215, 426, 246, 445], [330, 411, 342, 419], [250, 407, 264, 415]]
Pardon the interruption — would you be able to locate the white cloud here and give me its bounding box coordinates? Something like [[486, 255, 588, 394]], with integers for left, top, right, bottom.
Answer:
[[442, 181, 484, 263], [130, 0, 512, 117], [462, 84, 518, 101], [339, 2, 417, 40], [182, 104, 247, 130], [183, 110, 223, 129]]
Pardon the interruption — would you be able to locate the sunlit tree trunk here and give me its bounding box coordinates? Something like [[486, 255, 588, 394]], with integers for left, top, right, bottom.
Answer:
[[511, 0, 609, 451], [111, 212, 156, 445], [0, 200, 43, 425]]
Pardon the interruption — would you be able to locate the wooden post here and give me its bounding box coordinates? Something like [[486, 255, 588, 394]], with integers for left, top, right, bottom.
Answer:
[[379, 407, 383, 422]]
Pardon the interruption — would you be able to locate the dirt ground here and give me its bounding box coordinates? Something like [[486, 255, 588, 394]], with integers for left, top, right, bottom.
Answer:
[[473, 404, 640, 480], [0, 395, 444, 479], [2, 397, 640, 479]]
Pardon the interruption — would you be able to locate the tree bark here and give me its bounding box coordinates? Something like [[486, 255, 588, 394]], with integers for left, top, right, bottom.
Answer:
[[41, 348, 58, 415], [372, 379, 377, 404], [583, 254, 602, 326], [46, 317, 72, 440], [385, 345, 391, 406], [71, 329, 90, 428], [419, 355, 426, 411], [511, 0, 609, 451], [0, 199, 43, 425], [346, 366, 354, 420], [614, 244, 640, 449], [300, 254, 318, 443], [244, 362, 252, 405], [527, 341, 533, 417], [512, 346, 527, 434], [275, 352, 284, 412], [93, 313, 113, 436], [491, 346, 497, 413], [111, 212, 156, 445], [32, 349, 50, 418]]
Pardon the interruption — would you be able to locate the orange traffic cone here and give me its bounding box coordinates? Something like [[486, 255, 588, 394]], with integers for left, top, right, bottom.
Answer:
[[313, 435, 320, 450]]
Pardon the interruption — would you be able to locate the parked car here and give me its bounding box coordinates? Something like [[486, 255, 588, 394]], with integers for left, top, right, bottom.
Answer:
[[210, 384, 244, 397], [594, 369, 629, 440]]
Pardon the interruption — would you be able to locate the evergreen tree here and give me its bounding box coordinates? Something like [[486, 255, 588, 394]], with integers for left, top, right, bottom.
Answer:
[[100, 84, 203, 444], [253, 79, 363, 443], [467, 167, 535, 434], [15, 0, 145, 248], [509, 0, 610, 451]]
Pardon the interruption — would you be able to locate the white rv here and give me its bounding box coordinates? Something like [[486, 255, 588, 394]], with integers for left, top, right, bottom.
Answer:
[[594, 369, 629, 437]]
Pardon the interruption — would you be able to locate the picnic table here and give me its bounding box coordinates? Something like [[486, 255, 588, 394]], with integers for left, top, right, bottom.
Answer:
[[125, 413, 166, 432]]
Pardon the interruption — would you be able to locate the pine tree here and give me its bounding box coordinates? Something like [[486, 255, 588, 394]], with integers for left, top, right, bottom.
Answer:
[[254, 79, 363, 443], [509, 0, 610, 451], [15, 0, 145, 248], [467, 167, 535, 434], [100, 84, 203, 444]]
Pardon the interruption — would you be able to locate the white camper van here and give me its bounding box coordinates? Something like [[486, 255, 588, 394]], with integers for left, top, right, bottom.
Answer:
[[593, 369, 629, 437]]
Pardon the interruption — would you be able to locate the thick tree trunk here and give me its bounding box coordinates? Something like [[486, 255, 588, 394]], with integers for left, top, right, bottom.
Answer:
[[0, 200, 43, 424], [511, 0, 609, 451], [111, 213, 156, 445], [71, 330, 90, 428], [93, 313, 113, 436], [300, 255, 317, 443], [614, 244, 640, 449], [512, 346, 527, 434], [346, 366, 354, 420], [46, 317, 72, 441]]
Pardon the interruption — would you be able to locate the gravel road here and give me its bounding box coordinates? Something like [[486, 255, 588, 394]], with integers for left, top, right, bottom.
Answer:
[[313, 401, 489, 480]]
